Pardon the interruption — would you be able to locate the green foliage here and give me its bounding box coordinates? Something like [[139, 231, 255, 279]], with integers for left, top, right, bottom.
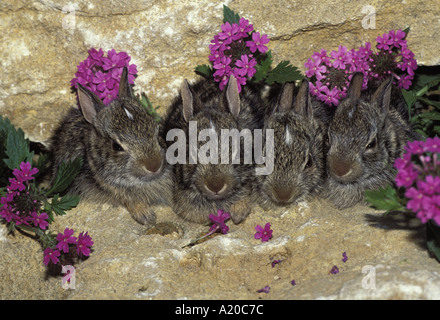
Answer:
[[45, 157, 82, 197], [136, 91, 162, 122], [364, 185, 406, 212], [45, 194, 80, 222], [223, 5, 240, 24], [0, 115, 33, 172], [195, 64, 213, 78], [253, 50, 273, 82], [265, 61, 304, 85], [405, 70, 440, 137]]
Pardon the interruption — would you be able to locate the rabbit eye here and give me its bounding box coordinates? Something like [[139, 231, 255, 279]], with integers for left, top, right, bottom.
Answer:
[[305, 155, 313, 169], [366, 138, 377, 150], [112, 140, 124, 152]]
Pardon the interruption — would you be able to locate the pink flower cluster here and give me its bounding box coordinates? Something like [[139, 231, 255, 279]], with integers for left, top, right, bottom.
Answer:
[[44, 228, 94, 265], [0, 162, 49, 229], [305, 29, 417, 106], [209, 17, 269, 92], [71, 48, 138, 104], [394, 137, 440, 225]]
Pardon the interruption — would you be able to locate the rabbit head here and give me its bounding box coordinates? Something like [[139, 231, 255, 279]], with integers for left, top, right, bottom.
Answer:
[[325, 72, 401, 208], [78, 67, 166, 189], [179, 76, 252, 201], [256, 80, 326, 209], [168, 76, 256, 224]]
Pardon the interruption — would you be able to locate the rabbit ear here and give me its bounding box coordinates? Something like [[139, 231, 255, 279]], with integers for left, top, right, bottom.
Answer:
[[226, 75, 240, 119], [77, 84, 105, 124], [293, 80, 313, 119], [347, 72, 364, 99], [372, 76, 393, 115], [118, 67, 134, 99], [181, 79, 194, 122], [277, 82, 295, 113]]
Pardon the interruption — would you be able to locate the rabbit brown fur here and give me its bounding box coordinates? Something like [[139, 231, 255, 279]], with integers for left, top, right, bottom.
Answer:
[[162, 76, 267, 224], [322, 72, 419, 209], [49, 68, 172, 225], [254, 80, 327, 209]]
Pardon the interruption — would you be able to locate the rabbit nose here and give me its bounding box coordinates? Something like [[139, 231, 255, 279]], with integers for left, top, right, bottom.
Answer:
[[141, 156, 162, 173], [205, 178, 227, 194], [329, 157, 361, 181], [272, 186, 294, 203], [332, 161, 352, 177]]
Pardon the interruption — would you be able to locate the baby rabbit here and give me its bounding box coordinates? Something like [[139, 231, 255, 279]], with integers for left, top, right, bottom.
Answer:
[[322, 72, 419, 209], [50, 67, 172, 225], [254, 80, 327, 210], [162, 76, 266, 224]]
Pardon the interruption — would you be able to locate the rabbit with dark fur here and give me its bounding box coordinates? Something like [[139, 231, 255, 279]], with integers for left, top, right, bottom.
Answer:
[[322, 72, 420, 209], [49, 67, 173, 225], [162, 76, 267, 224], [254, 80, 327, 210]]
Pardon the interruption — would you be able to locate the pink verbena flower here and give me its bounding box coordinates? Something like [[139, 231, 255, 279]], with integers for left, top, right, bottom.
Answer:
[[395, 139, 440, 225], [254, 222, 273, 242], [305, 29, 417, 107], [44, 247, 61, 266], [76, 231, 94, 257], [71, 48, 137, 104], [56, 228, 77, 253], [209, 17, 269, 93], [235, 54, 257, 78], [209, 209, 231, 234], [246, 32, 269, 53], [30, 211, 49, 230]]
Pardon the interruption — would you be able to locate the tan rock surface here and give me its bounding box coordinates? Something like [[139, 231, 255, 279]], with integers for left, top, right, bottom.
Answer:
[[1, 0, 439, 143], [1, 0, 440, 300]]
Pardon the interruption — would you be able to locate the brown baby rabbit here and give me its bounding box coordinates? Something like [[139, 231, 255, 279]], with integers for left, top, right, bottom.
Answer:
[[162, 75, 267, 224], [50, 67, 172, 225], [322, 72, 419, 209], [254, 80, 327, 210]]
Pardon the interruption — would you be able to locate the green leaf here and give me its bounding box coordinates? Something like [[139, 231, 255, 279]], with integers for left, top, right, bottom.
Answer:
[[401, 89, 417, 109], [365, 186, 406, 212], [47, 194, 80, 217], [416, 112, 440, 121], [417, 97, 440, 109], [0, 115, 33, 170], [223, 5, 240, 24], [265, 61, 304, 85], [194, 64, 213, 78], [402, 26, 410, 38], [253, 50, 273, 82], [136, 92, 162, 122], [46, 157, 82, 196]]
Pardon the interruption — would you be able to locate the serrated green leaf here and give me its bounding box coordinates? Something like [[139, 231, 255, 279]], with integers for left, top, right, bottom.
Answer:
[[402, 26, 410, 38], [223, 5, 240, 24], [195, 64, 213, 78], [253, 50, 273, 82], [46, 157, 82, 196], [0, 115, 33, 170], [48, 194, 80, 217], [365, 186, 406, 212], [265, 61, 304, 85]]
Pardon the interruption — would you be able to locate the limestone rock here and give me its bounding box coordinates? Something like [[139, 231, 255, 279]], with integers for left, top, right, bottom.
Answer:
[[1, 0, 439, 143], [2, 198, 440, 300]]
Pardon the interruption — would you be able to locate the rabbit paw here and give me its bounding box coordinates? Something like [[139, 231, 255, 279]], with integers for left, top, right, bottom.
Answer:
[[125, 202, 157, 226], [230, 198, 251, 224]]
